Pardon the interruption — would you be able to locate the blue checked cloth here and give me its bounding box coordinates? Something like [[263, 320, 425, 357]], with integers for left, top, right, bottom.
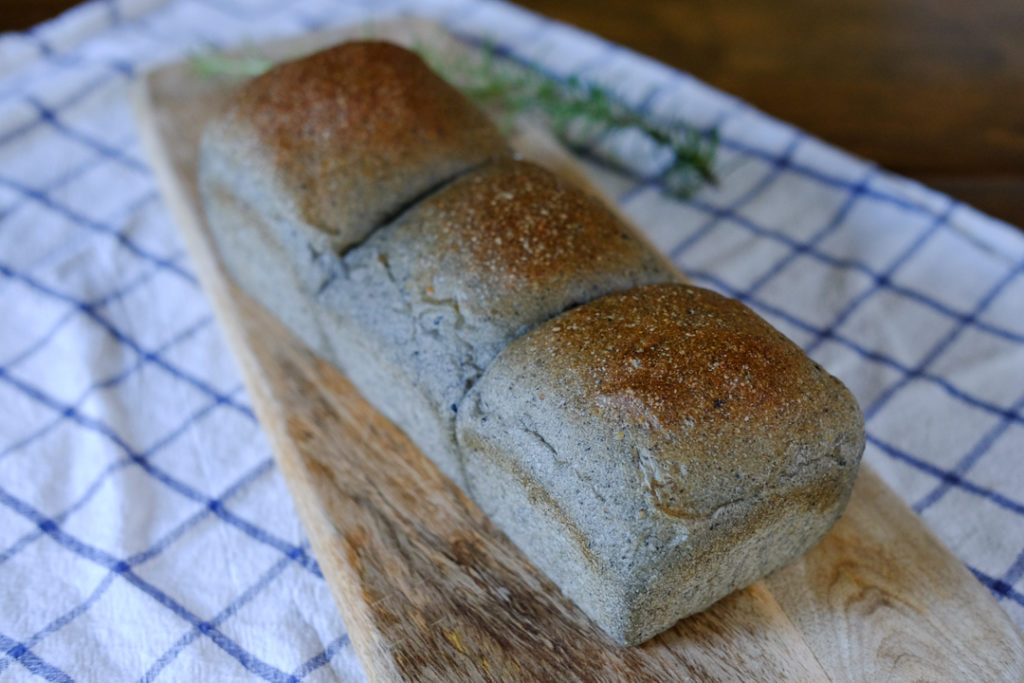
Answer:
[[1, 0, 1023, 680]]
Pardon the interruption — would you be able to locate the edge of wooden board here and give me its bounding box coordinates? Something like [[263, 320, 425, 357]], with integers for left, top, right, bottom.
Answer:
[[131, 17, 1024, 681]]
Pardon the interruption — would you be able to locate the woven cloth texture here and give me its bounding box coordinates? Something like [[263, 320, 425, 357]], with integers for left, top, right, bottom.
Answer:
[[1, 0, 1023, 680]]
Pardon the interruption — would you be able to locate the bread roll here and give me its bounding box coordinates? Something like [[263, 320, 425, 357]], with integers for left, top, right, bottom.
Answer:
[[457, 283, 864, 644], [199, 40, 865, 647]]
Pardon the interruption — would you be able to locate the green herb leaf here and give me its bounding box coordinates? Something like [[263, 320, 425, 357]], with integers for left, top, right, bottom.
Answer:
[[190, 51, 274, 78], [419, 43, 719, 198]]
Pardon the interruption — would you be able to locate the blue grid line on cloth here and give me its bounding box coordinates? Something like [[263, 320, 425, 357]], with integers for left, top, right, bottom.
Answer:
[[0, 260, 250, 417], [4, 578, 120, 677], [0, 335, 311, 540], [143, 541, 347, 683], [1003, 544, 1024, 592], [0, 50, 134, 103], [139, 553, 298, 682], [0, 176, 196, 285], [2, 1, 1022, 680], [0, 460, 271, 674], [0, 72, 119, 144], [24, 94, 150, 175], [18, 0, 129, 57], [802, 199, 959, 355], [0, 239, 332, 680], [0, 304, 208, 465], [0, 236, 320, 582], [0, 19, 137, 111], [0, 572, 115, 675], [865, 433, 1024, 520], [914, 390, 1024, 514], [0, 185, 160, 268], [0, 483, 297, 683], [0, 261, 170, 376], [290, 634, 352, 680], [0, 632, 73, 683], [740, 170, 877, 295], [917, 387, 1024, 603], [0, 454, 278, 678], [860, 260, 1024, 422], [136, 492, 337, 681], [1, 2, 356, 678], [687, 262, 1023, 424], [0, 190, 171, 305], [973, 568, 1024, 608], [661, 134, 806, 260], [0, 359, 319, 580], [0, 370, 226, 568], [722, 135, 932, 216], [0, 439, 333, 683], [665, 185, 1024, 347]]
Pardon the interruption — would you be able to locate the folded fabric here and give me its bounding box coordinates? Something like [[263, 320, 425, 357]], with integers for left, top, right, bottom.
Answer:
[[0, 0, 1021, 680]]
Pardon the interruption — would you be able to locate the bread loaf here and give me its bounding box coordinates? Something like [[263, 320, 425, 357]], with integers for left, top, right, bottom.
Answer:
[[199, 40, 865, 646]]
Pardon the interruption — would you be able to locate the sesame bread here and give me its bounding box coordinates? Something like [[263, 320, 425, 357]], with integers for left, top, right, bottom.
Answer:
[[198, 40, 865, 647]]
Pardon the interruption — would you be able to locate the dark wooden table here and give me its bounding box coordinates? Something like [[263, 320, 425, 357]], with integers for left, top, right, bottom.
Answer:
[[4, 0, 1023, 230]]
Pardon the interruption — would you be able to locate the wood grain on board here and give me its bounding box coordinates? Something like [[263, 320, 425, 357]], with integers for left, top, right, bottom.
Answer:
[[132, 21, 1024, 682]]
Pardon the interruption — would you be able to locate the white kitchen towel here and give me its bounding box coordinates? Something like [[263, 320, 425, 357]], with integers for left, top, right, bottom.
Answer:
[[1, 0, 1023, 680]]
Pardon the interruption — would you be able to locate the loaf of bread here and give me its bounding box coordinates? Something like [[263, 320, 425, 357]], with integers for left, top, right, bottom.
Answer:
[[199, 40, 865, 646]]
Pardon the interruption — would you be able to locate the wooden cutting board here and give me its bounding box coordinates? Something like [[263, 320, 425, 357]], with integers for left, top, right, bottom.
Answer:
[[132, 19, 1024, 682]]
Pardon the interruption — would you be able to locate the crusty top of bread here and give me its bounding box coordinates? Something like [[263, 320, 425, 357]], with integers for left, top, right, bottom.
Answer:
[[204, 41, 509, 250], [465, 282, 864, 522], [372, 158, 678, 331]]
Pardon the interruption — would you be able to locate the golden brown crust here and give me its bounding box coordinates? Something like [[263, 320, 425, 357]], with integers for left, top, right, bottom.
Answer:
[[433, 160, 651, 281], [391, 159, 675, 321], [220, 41, 508, 240], [547, 284, 812, 430], [504, 282, 863, 520]]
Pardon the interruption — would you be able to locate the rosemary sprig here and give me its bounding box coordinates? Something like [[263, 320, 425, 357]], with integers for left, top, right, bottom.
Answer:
[[190, 42, 719, 197], [190, 51, 275, 78], [426, 45, 719, 197]]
